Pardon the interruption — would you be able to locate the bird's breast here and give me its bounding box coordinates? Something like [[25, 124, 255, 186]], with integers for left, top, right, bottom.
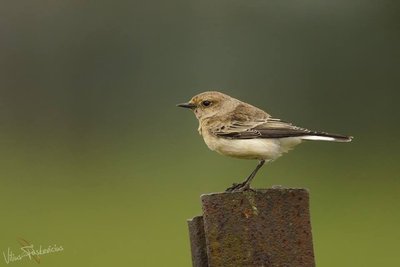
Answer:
[[202, 132, 301, 160]]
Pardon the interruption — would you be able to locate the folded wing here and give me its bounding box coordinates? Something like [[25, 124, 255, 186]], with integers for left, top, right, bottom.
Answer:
[[213, 118, 352, 142]]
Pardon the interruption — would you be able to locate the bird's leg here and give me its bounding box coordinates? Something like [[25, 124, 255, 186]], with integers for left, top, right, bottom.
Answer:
[[226, 160, 266, 192], [242, 159, 265, 189]]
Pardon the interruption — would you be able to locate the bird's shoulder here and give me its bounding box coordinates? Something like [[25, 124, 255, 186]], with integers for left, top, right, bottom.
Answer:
[[229, 102, 269, 121], [207, 103, 268, 125], [203, 103, 269, 136]]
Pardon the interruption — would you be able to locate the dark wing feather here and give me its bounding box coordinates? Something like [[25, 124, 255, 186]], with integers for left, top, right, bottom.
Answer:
[[214, 118, 315, 139]]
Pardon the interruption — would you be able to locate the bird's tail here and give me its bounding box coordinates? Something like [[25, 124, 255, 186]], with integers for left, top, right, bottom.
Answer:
[[301, 132, 353, 142]]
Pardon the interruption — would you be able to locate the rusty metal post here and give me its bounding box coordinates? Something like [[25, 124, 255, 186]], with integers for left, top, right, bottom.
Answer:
[[188, 188, 315, 267], [188, 216, 208, 267]]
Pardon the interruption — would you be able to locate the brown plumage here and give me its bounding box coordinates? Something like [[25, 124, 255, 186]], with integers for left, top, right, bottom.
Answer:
[[177, 91, 353, 191]]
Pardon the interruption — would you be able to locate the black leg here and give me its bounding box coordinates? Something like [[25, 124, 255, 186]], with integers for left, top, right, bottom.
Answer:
[[226, 160, 266, 192]]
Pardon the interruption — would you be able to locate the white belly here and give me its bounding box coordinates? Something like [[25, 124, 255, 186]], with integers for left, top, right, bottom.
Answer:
[[203, 134, 302, 160]]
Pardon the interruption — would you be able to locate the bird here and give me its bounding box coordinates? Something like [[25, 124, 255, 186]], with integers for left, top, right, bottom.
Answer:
[[177, 91, 352, 192]]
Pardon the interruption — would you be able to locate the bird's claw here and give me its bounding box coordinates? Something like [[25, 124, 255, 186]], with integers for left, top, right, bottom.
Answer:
[[225, 182, 252, 192], [225, 183, 239, 192]]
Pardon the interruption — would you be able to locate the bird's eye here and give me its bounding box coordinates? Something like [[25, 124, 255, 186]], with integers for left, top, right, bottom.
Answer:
[[202, 100, 211, 107]]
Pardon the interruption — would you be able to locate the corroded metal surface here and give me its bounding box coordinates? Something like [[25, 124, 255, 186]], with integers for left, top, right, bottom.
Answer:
[[200, 189, 315, 267], [188, 216, 209, 267]]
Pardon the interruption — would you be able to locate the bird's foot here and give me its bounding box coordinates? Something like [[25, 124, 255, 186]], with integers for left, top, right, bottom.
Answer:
[[225, 183, 241, 192], [225, 182, 253, 192]]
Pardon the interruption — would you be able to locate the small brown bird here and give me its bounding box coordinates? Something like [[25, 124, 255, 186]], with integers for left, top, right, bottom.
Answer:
[[177, 91, 352, 191]]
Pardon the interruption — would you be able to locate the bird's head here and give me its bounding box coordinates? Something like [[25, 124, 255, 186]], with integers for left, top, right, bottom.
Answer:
[[177, 91, 236, 120]]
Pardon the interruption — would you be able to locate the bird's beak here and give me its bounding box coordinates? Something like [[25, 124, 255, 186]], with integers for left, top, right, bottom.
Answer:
[[176, 102, 196, 109]]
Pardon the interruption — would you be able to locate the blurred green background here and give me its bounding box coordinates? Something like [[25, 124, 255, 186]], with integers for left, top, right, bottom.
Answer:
[[0, 0, 399, 266]]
